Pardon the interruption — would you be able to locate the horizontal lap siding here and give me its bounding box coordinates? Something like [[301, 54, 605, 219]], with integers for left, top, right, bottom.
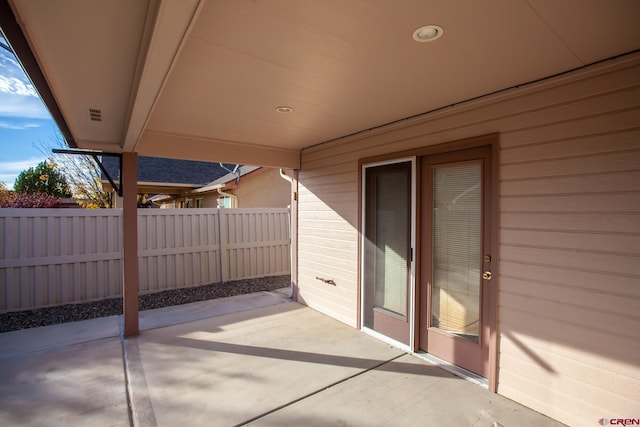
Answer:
[[498, 88, 640, 425], [298, 54, 640, 426], [297, 158, 360, 326]]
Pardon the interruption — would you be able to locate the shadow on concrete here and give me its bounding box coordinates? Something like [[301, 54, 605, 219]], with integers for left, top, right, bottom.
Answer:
[[155, 335, 455, 379]]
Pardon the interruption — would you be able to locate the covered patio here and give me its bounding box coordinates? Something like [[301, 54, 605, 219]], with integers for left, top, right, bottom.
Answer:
[[0, 291, 561, 426], [1, 1, 639, 425]]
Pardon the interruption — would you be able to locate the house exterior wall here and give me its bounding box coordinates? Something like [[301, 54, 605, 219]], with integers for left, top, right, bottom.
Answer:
[[296, 53, 640, 426], [159, 168, 290, 209], [202, 194, 219, 208], [233, 168, 291, 208]]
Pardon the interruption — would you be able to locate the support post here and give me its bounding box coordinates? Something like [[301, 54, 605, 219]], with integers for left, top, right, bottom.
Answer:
[[122, 152, 139, 337], [290, 170, 299, 300]]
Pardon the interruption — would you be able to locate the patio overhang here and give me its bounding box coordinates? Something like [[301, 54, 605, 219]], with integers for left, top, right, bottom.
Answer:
[[1, 0, 638, 169]]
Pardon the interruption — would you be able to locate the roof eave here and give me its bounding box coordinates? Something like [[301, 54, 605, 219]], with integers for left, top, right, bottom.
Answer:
[[0, 0, 77, 148]]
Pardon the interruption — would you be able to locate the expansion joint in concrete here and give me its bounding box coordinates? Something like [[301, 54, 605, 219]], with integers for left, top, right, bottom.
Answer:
[[121, 332, 157, 427], [233, 353, 406, 427]]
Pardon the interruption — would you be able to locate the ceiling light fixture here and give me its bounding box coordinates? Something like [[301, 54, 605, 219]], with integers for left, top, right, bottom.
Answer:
[[412, 25, 443, 42], [276, 106, 293, 113]]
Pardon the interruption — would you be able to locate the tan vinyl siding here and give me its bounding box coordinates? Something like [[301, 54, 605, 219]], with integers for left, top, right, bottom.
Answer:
[[497, 95, 640, 425], [297, 53, 640, 425], [297, 158, 360, 327]]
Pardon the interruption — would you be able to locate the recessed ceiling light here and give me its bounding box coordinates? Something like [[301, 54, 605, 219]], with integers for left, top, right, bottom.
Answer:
[[276, 106, 293, 113], [412, 25, 443, 42]]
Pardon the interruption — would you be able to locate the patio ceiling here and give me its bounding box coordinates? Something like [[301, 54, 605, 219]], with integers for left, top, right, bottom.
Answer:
[[3, 0, 640, 169]]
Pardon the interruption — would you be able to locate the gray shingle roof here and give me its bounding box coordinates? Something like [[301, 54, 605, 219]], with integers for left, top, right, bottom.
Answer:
[[101, 156, 235, 186], [193, 165, 261, 193]]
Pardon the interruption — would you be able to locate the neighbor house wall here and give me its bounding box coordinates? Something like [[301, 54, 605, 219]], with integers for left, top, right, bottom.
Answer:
[[297, 53, 640, 426], [198, 168, 291, 208], [234, 168, 291, 208], [202, 194, 219, 208]]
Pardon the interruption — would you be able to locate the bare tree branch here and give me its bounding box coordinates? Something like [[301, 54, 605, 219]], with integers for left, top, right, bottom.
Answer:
[[36, 136, 112, 208]]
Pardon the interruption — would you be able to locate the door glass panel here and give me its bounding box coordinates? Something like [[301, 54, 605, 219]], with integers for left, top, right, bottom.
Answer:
[[373, 170, 409, 316], [364, 162, 411, 333], [431, 161, 481, 343]]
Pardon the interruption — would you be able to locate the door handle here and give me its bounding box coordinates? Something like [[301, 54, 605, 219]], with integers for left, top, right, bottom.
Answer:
[[482, 271, 492, 281]]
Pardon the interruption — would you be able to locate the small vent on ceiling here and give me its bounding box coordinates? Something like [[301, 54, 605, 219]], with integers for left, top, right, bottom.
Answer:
[[89, 108, 102, 122]]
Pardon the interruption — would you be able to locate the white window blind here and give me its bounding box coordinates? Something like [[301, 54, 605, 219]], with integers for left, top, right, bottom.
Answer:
[[432, 161, 481, 339]]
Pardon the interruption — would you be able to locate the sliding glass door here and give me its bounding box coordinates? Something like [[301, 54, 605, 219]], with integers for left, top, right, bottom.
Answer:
[[362, 160, 413, 345]]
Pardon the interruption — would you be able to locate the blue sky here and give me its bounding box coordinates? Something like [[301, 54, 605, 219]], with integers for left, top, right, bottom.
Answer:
[[0, 34, 62, 189]]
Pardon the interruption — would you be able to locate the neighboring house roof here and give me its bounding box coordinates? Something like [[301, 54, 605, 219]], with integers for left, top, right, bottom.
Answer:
[[193, 165, 261, 194], [101, 156, 236, 186]]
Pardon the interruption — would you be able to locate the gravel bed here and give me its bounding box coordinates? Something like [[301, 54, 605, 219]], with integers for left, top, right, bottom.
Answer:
[[0, 275, 290, 333]]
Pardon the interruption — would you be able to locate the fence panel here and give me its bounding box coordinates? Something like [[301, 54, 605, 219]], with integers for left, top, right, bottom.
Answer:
[[0, 207, 290, 312], [221, 208, 291, 281], [137, 209, 222, 293], [0, 209, 122, 311]]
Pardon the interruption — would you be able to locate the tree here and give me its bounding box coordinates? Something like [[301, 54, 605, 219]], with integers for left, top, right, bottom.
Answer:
[[14, 160, 72, 198], [0, 182, 10, 206], [37, 137, 112, 208], [137, 194, 153, 208], [0, 182, 60, 208]]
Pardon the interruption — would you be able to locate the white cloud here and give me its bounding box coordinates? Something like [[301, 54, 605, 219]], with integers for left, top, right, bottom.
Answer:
[[0, 53, 20, 70], [0, 157, 46, 188], [0, 120, 41, 130], [0, 74, 38, 97], [0, 89, 50, 119], [0, 157, 45, 172], [0, 46, 51, 120]]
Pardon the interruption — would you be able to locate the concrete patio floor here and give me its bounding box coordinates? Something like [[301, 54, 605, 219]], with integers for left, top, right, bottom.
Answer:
[[0, 290, 564, 427]]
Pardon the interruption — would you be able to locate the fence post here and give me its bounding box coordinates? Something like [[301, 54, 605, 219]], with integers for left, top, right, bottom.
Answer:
[[217, 209, 229, 282]]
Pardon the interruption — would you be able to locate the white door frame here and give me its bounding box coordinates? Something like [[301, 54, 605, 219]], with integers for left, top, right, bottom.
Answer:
[[360, 156, 417, 352]]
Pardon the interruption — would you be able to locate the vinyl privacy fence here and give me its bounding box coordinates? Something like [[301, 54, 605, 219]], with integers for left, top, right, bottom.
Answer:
[[0, 208, 290, 312]]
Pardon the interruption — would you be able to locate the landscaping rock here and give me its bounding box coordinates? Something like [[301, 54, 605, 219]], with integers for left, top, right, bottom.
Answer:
[[0, 275, 290, 333]]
